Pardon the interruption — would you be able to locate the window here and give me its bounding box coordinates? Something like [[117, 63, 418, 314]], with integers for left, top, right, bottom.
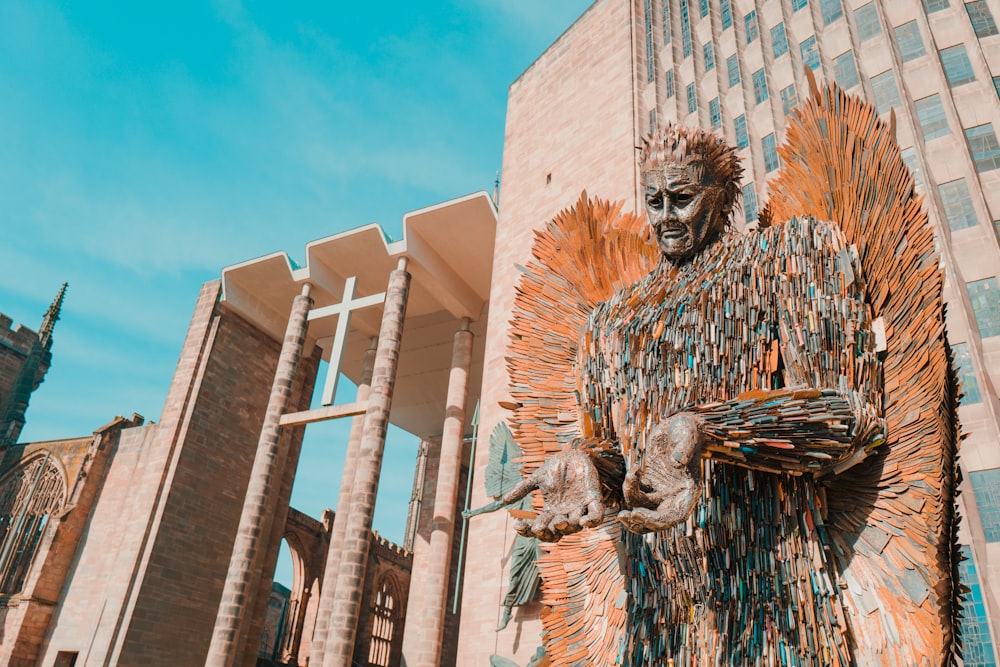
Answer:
[[800, 36, 820, 71], [958, 545, 998, 664], [0, 455, 65, 594], [834, 52, 860, 88], [781, 84, 798, 115], [743, 182, 759, 222], [745, 11, 759, 43], [855, 3, 881, 42], [752, 69, 769, 104], [966, 124, 1000, 171], [727, 54, 741, 86], [994, 75, 1000, 99], [709, 98, 722, 129], [666, 69, 675, 98], [870, 70, 901, 113], [793, 0, 808, 10], [915, 95, 950, 140], [939, 179, 978, 230], [771, 23, 789, 58], [952, 343, 982, 404], [895, 21, 926, 62], [968, 277, 1000, 337], [687, 83, 697, 114], [663, 1, 672, 43], [721, 0, 733, 29], [699, 0, 708, 19], [704, 42, 715, 71], [940, 44, 976, 86], [967, 1, 1000, 37], [821, 0, 844, 25], [734, 114, 749, 149], [367, 580, 398, 666], [923, 0, 950, 12], [649, 109, 657, 135], [645, 0, 655, 83], [900, 147, 923, 188], [763, 133, 779, 171], [681, 0, 692, 57]]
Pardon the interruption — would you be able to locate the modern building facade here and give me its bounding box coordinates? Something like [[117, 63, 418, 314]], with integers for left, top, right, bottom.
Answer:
[[459, 0, 1000, 664]]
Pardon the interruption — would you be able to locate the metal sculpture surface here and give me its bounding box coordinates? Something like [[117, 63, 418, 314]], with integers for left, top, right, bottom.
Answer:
[[499, 80, 960, 665]]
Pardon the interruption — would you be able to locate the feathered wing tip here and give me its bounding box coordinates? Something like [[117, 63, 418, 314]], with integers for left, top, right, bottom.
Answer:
[[506, 191, 656, 666], [767, 78, 961, 664]]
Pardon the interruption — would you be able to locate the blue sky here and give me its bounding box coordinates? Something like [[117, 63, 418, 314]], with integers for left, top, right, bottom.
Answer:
[[0, 1, 591, 586]]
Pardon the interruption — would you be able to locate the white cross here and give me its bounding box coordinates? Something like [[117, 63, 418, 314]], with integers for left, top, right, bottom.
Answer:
[[308, 276, 385, 406]]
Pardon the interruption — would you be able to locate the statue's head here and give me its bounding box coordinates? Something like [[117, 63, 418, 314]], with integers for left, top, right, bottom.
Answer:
[[639, 124, 743, 262]]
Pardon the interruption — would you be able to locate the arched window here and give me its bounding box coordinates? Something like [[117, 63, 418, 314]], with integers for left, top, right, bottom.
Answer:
[[367, 578, 397, 667], [0, 453, 66, 594]]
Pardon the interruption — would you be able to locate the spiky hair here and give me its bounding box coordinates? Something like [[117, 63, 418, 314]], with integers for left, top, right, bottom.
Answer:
[[639, 123, 744, 224]]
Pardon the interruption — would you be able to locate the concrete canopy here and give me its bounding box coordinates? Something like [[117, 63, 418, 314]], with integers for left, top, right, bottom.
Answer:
[[220, 191, 497, 439]]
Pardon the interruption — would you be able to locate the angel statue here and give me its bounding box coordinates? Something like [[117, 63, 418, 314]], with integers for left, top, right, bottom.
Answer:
[[489, 76, 960, 666]]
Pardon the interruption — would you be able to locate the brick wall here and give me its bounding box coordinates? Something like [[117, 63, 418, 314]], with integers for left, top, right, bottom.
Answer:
[[455, 0, 639, 663], [36, 281, 319, 666]]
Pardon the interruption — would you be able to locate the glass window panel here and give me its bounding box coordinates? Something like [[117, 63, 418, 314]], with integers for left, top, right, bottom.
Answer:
[[727, 54, 741, 86], [957, 545, 998, 664], [895, 21, 926, 62], [666, 69, 675, 97], [745, 11, 759, 43], [752, 69, 769, 104], [771, 23, 789, 58], [966, 124, 1000, 171], [743, 183, 759, 222], [734, 114, 749, 149], [662, 1, 671, 43], [834, 52, 860, 88], [763, 133, 779, 171], [781, 84, 798, 115], [968, 277, 1000, 337], [721, 0, 733, 29], [687, 82, 697, 114], [704, 42, 715, 71], [821, 0, 844, 25], [900, 147, 923, 188], [800, 36, 820, 70], [966, 1, 1000, 37], [952, 343, 982, 404], [699, 0, 709, 19], [923, 0, 950, 12], [855, 3, 881, 42], [681, 0, 692, 57], [915, 95, 950, 140], [939, 179, 978, 230], [871, 70, 901, 114], [645, 0, 655, 83], [793, 0, 808, 10], [710, 98, 721, 129], [940, 44, 976, 86], [993, 75, 1000, 99], [649, 109, 657, 135]]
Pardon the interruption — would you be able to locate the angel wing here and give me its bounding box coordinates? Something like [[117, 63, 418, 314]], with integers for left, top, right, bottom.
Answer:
[[507, 193, 655, 665], [765, 73, 961, 664]]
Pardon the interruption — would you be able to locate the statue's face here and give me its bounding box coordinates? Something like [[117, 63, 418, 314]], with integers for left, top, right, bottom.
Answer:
[[643, 162, 725, 262]]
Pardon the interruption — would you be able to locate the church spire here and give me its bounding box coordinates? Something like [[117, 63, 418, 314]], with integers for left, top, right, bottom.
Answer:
[[39, 282, 67, 349]]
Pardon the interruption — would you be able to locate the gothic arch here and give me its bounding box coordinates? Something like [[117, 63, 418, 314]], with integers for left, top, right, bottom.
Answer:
[[0, 451, 67, 594], [367, 575, 401, 667]]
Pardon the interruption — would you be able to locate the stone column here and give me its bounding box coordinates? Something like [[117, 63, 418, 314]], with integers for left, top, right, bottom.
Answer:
[[207, 283, 314, 667], [308, 338, 377, 663], [323, 258, 410, 667], [402, 319, 473, 667]]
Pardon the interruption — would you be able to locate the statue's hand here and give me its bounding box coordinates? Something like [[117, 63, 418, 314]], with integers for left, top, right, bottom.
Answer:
[[501, 448, 605, 542], [617, 413, 704, 534]]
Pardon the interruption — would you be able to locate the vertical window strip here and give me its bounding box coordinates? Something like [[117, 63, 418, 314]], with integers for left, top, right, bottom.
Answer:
[[687, 82, 698, 114], [645, 0, 655, 83], [735, 114, 749, 149], [666, 69, 675, 97], [940, 44, 976, 86], [966, 124, 1000, 171], [704, 42, 715, 71], [743, 182, 759, 222], [939, 179, 978, 230], [663, 0, 672, 43], [915, 95, 950, 140], [895, 21, 926, 62], [967, 277, 1000, 337], [834, 51, 860, 88], [821, 0, 844, 25], [710, 98, 722, 129], [870, 70, 901, 113], [855, 3, 881, 42], [681, 0, 692, 57], [721, 0, 733, 29], [727, 54, 741, 86], [745, 11, 759, 43], [800, 36, 820, 70], [763, 133, 779, 171], [781, 84, 798, 115], [966, 1, 1000, 37], [753, 69, 769, 104], [771, 23, 789, 58], [952, 343, 982, 404]]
